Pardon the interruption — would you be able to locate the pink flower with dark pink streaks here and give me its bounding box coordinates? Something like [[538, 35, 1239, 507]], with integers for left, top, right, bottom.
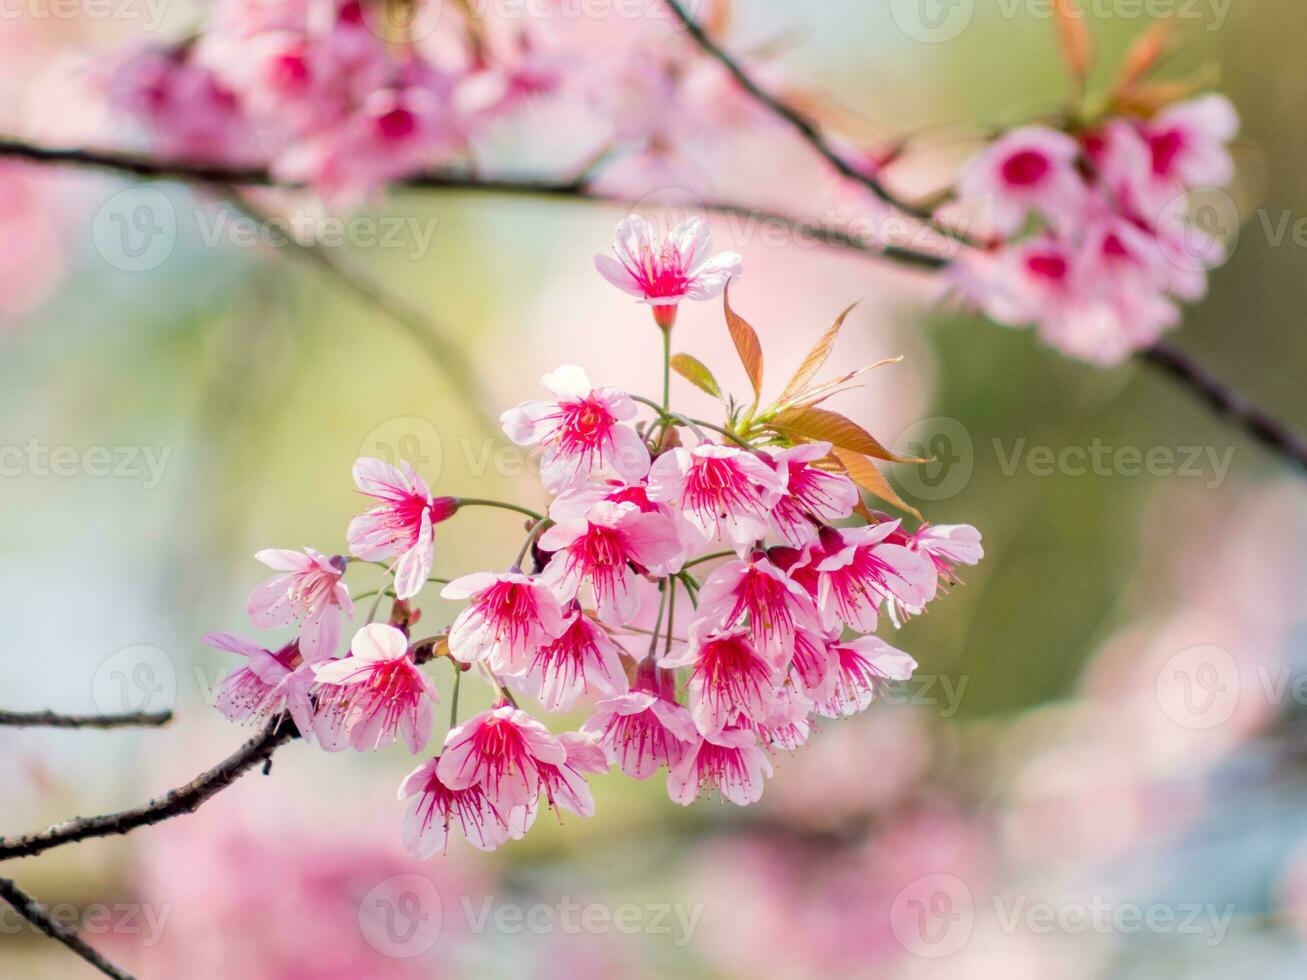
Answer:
[[661, 627, 778, 736], [202, 632, 314, 734], [501, 365, 651, 493], [667, 727, 773, 807], [815, 635, 917, 718], [768, 442, 860, 547], [583, 666, 698, 779], [521, 611, 628, 711], [694, 553, 820, 665], [311, 624, 438, 753], [437, 705, 566, 813], [594, 216, 742, 329], [398, 756, 509, 855], [540, 500, 683, 626], [442, 572, 566, 675], [646, 444, 786, 554], [245, 547, 352, 661], [811, 522, 935, 632], [347, 458, 457, 601]]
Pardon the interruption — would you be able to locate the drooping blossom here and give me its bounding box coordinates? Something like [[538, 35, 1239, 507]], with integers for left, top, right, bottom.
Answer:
[[694, 553, 820, 665], [583, 665, 699, 779], [667, 727, 774, 807], [521, 610, 629, 711], [661, 627, 778, 736], [767, 442, 859, 547], [437, 704, 566, 812], [501, 365, 651, 493], [442, 572, 566, 674], [527, 731, 610, 825], [347, 458, 457, 600], [202, 632, 314, 734], [810, 522, 935, 632], [815, 636, 918, 718], [245, 547, 352, 661], [883, 522, 985, 623], [540, 500, 683, 626], [594, 216, 743, 329], [958, 126, 1087, 235], [311, 624, 439, 753], [398, 756, 509, 855], [646, 444, 786, 554]]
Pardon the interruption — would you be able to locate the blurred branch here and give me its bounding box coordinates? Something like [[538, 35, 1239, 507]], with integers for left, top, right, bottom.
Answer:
[[660, 0, 975, 247], [0, 716, 298, 862], [0, 877, 135, 980], [1138, 342, 1307, 472], [1, 136, 1305, 472], [0, 136, 947, 272], [221, 191, 500, 433], [0, 709, 171, 729]]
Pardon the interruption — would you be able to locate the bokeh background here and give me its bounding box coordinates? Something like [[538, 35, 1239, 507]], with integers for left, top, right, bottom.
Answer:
[[3, 0, 1307, 976]]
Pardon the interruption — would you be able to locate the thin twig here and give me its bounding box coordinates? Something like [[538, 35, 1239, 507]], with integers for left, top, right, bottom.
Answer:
[[0, 877, 136, 980], [0, 716, 298, 862], [0, 709, 172, 729], [0, 137, 946, 272], [660, 0, 973, 246], [1138, 342, 1307, 472]]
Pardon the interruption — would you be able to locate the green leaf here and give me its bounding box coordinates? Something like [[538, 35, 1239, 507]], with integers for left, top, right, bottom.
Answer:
[[670, 353, 723, 399]]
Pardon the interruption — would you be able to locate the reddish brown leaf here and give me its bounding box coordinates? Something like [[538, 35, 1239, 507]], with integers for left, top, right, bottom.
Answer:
[[1053, 0, 1094, 90], [723, 284, 763, 403], [771, 406, 924, 463], [832, 448, 923, 521], [1116, 20, 1172, 91], [779, 302, 858, 404]]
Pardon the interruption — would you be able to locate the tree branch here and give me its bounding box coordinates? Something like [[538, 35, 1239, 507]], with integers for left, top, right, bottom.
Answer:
[[0, 709, 171, 729], [0, 876, 135, 980], [660, 0, 974, 246], [0, 717, 298, 862], [1138, 342, 1307, 472]]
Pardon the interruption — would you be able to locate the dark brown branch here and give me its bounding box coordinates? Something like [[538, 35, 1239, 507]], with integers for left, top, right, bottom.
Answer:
[[0, 709, 171, 729], [661, 0, 974, 246], [1138, 342, 1307, 472], [0, 877, 135, 980], [0, 717, 298, 862]]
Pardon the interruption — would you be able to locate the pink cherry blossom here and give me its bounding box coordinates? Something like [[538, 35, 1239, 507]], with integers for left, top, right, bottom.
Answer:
[[442, 572, 567, 674], [694, 553, 819, 665], [594, 216, 743, 329], [437, 704, 566, 812], [347, 458, 457, 600], [501, 365, 651, 493], [815, 635, 917, 718], [202, 632, 314, 734], [811, 522, 935, 632], [959, 126, 1087, 236], [667, 727, 773, 807], [398, 756, 509, 855], [646, 444, 786, 554], [883, 523, 985, 623], [533, 731, 610, 819], [661, 627, 778, 736], [311, 624, 439, 753], [540, 500, 683, 626], [521, 610, 629, 711], [768, 442, 859, 547], [245, 547, 352, 661], [583, 666, 698, 779]]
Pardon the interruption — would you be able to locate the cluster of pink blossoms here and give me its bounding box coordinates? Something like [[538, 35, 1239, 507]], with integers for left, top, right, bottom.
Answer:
[[100, 0, 768, 201], [204, 217, 981, 853], [950, 93, 1239, 365]]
